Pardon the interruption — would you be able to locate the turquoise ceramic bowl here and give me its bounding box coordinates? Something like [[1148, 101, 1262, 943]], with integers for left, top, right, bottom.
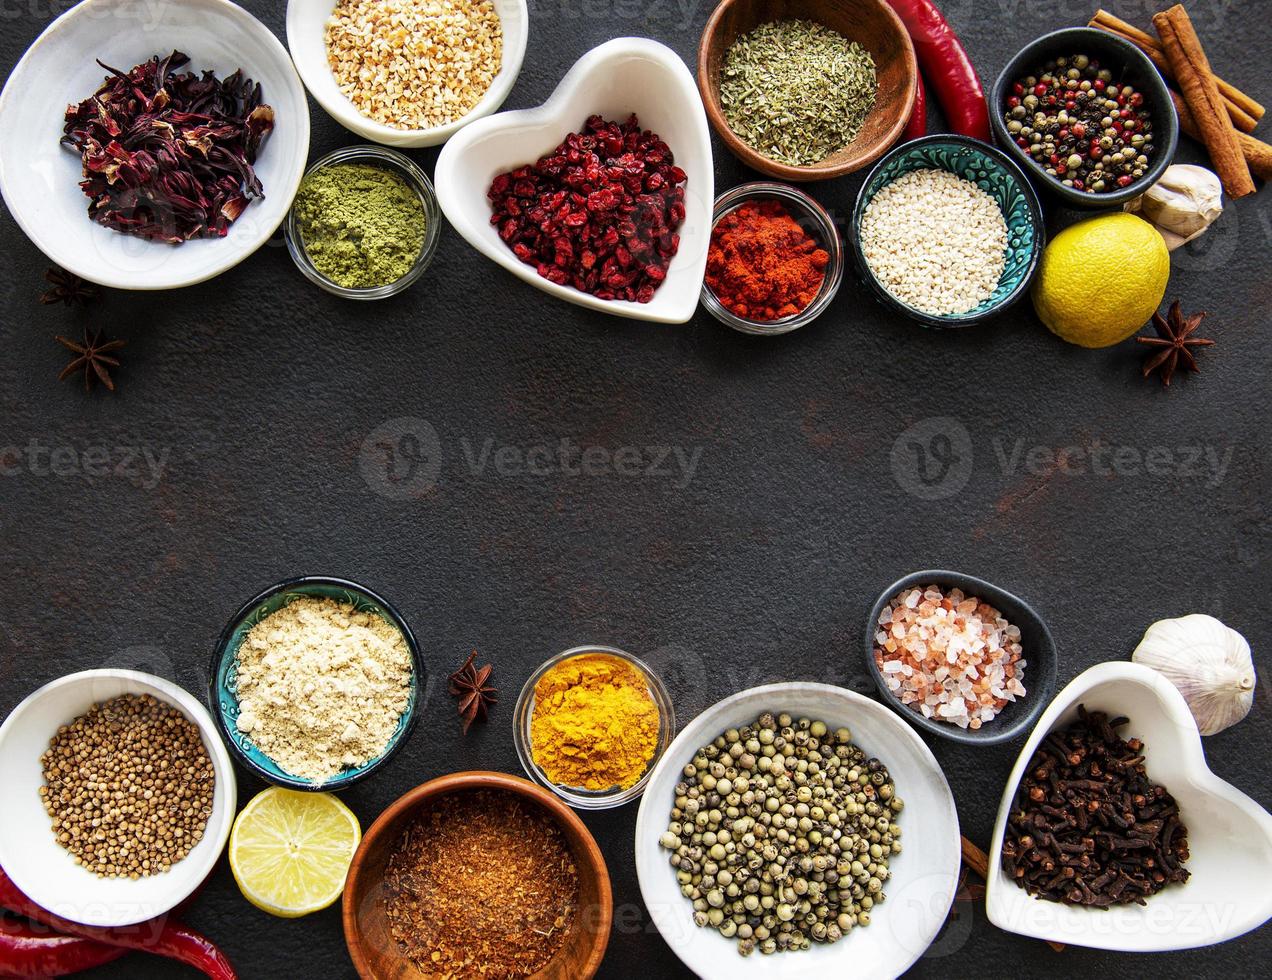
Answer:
[[209, 576, 423, 791], [851, 135, 1044, 328]]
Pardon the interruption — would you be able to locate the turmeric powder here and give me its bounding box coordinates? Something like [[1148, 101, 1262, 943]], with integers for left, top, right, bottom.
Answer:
[[530, 652, 660, 791]]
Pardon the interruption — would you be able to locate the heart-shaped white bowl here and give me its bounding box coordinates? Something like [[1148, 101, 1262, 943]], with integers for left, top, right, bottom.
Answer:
[[986, 661, 1272, 951], [286, 0, 528, 148], [0, 670, 237, 927], [0, 0, 310, 290], [635, 682, 961, 979], [435, 37, 713, 324]]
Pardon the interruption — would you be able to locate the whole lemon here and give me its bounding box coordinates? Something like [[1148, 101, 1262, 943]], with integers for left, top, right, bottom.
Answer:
[[1032, 213, 1169, 348]]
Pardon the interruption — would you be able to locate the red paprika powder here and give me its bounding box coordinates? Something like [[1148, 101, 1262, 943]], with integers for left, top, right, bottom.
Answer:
[[705, 200, 829, 321]]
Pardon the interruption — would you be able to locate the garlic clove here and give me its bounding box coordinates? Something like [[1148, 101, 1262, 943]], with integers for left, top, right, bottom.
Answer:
[[1132, 614, 1255, 736], [1125, 164, 1223, 251]]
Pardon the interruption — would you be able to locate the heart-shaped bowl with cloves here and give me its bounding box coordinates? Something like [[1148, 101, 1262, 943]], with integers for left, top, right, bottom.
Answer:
[[986, 661, 1272, 951], [435, 37, 714, 324]]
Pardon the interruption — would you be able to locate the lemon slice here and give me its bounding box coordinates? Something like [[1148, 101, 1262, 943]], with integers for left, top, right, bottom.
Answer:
[[229, 787, 361, 918]]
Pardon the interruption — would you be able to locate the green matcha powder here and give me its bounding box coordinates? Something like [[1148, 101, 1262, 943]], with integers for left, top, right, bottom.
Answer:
[[294, 163, 427, 289]]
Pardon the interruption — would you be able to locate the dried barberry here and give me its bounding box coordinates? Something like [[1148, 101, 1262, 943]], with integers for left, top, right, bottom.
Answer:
[[487, 115, 687, 304]]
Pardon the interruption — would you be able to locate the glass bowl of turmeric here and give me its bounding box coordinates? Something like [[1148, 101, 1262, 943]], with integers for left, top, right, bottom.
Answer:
[[513, 645, 676, 810], [700, 182, 844, 336]]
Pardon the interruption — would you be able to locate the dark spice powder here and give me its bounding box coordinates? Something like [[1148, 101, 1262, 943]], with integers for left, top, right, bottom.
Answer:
[[383, 790, 579, 978]]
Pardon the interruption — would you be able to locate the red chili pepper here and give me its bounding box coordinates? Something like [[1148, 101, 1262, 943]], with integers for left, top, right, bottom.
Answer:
[[0, 871, 235, 980], [885, 0, 991, 141], [904, 72, 928, 141], [0, 918, 126, 977]]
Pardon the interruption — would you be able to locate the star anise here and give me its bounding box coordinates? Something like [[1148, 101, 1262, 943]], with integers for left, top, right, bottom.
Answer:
[[448, 650, 496, 733], [41, 266, 100, 306], [55, 328, 125, 393], [1137, 300, 1214, 386]]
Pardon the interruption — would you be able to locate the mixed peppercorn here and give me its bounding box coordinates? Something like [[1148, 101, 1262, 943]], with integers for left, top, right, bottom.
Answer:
[[1004, 53, 1155, 193], [487, 114, 686, 303]]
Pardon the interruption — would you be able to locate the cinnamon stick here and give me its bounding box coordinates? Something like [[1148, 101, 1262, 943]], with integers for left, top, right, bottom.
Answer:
[[1090, 9, 1264, 124], [1154, 4, 1255, 197], [1172, 89, 1272, 181], [1088, 15, 1258, 132], [960, 836, 1065, 953]]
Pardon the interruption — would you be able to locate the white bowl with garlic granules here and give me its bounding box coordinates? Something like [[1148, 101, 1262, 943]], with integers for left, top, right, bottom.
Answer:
[[286, 0, 529, 147], [210, 577, 423, 791]]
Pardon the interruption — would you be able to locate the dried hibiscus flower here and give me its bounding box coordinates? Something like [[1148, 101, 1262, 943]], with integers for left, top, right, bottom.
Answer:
[[61, 50, 275, 244]]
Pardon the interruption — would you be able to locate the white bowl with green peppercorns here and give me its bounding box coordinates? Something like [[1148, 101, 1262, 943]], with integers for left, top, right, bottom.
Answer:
[[0, 669, 236, 927], [634, 682, 960, 978]]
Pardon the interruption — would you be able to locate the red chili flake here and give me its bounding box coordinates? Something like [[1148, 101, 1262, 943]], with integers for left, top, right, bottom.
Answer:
[[61, 51, 275, 244], [487, 114, 687, 303]]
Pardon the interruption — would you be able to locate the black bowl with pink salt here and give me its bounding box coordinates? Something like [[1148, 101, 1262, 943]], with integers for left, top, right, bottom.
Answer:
[[864, 570, 1057, 745]]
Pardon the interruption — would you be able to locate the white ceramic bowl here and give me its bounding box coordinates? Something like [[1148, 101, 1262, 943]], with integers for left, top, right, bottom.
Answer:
[[634, 682, 961, 979], [0, 670, 237, 927], [435, 37, 713, 324], [986, 661, 1272, 951], [286, 0, 528, 148], [0, 0, 309, 290]]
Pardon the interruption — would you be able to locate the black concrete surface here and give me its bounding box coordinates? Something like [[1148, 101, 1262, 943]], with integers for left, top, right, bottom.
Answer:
[[1, 1, 1268, 977]]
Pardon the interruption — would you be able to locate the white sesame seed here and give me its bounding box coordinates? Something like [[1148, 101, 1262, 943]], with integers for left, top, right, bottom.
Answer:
[[860, 168, 1009, 317]]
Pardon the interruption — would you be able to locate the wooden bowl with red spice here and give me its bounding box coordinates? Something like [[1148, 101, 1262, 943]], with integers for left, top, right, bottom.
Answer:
[[698, 0, 917, 180], [343, 771, 612, 980]]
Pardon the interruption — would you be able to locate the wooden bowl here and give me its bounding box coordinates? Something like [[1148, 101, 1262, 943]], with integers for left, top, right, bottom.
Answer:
[[343, 771, 612, 979], [697, 0, 917, 181]]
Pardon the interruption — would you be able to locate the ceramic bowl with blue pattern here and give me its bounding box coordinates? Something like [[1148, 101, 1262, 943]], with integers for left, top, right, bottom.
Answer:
[[210, 576, 423, 791], [851, 135, 1044, 328]]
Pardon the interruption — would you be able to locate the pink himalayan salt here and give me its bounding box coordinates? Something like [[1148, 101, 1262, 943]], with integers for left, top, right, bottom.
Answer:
[[873, 585, 1026, 730]]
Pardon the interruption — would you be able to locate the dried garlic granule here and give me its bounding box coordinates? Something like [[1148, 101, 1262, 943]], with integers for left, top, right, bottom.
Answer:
[[325, 0, 503, 131]]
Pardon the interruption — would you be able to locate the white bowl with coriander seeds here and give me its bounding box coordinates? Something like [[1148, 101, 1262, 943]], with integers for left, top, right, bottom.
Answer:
[[0, 669, 236, 928], [286, 0, 528, 147], [634, 682, 960, 979]]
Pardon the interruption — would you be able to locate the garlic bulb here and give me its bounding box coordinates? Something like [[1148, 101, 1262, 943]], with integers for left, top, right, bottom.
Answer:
[[1124, 165, 1223, 250], [1132, 614, 1255, 735]]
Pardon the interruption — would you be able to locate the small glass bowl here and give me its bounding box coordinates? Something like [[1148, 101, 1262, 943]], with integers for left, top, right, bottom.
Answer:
[[700, 181, 844, 335], [514, 645, 675, 810], [284, 145, 441, 300]]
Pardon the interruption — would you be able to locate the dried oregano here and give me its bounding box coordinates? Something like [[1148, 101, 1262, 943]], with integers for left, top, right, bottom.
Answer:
[[720, 19, 877, 167]]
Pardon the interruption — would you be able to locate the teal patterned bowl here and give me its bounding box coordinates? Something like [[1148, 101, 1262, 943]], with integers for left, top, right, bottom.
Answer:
[[851, 135, 1044, 328], [209, 576, 423, 791]]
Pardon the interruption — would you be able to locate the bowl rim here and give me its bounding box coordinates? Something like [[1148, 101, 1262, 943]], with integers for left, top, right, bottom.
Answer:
[[0, 0, 311, 290], [988, 26, 1180, 209], [284, 145, 442, 299], [985, 661, 1272, 949], [284, 0, 530, 147], [633, 680, 962, 978], [863, 569, 1058, 745], [850, 133, 1046, 328], [208, 574, 423, 791], [696, 0, 917, 181], [342, 770, 613, 980], [513, 645, 676, 809], [0, 667, 237, 927], [700, 181, 845, 335]]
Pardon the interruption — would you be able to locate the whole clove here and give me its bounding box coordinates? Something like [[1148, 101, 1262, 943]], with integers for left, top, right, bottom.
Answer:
[[1002, 705, 1189, 908]]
